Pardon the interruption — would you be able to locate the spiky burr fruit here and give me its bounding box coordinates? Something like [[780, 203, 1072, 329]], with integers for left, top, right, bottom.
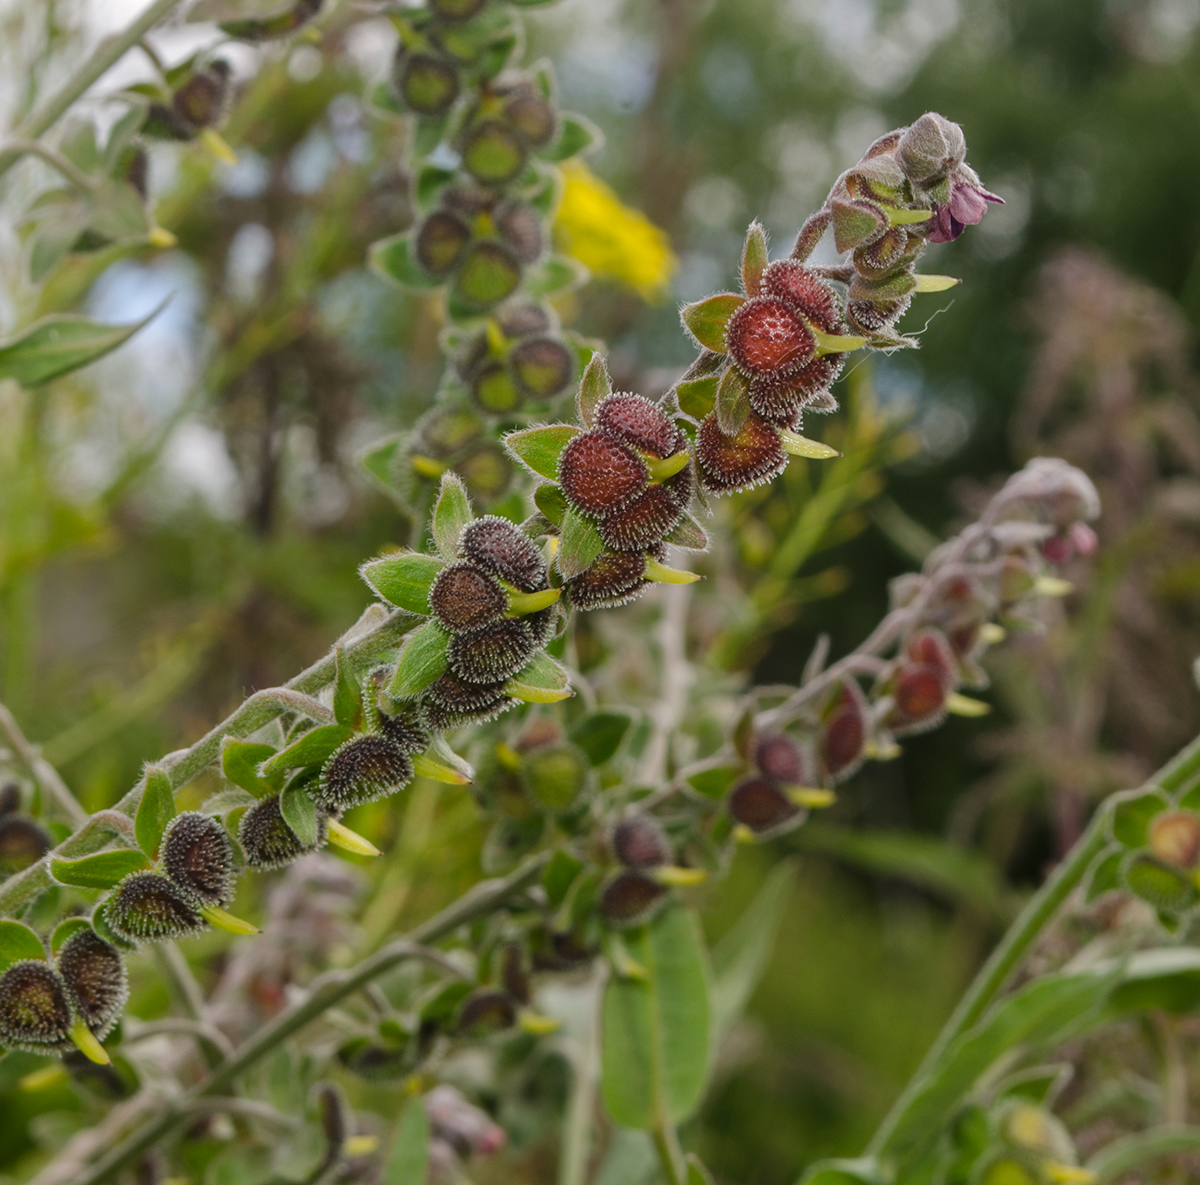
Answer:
[[600, 871, 668, 928], [239, 793, 327, 871], [160, 812, 236, 907], [316, 735, 414, 811], [103, 873, 205, 944], [57, 930, 127, 1040], [611, 817, 672, 869], [728, 777, 801, 838]]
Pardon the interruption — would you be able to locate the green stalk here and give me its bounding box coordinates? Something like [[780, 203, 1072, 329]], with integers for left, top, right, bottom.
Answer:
[[652, 1122, 687, 1185]]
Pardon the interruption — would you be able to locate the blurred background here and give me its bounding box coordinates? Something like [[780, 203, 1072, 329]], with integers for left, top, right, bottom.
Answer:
[[3, 0, 1200, 1180]]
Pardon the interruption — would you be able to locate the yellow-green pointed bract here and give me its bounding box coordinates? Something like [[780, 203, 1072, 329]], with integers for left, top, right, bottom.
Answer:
[[326, 819, 382, 857], [643, 559, 701, 585], [198, 904, 259, 936], [68, 1019, 110, 1065]]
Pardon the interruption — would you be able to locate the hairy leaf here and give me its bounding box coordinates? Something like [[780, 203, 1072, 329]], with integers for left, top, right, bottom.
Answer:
[[50, 849, 150, 890], [135, 765, 176, 859]]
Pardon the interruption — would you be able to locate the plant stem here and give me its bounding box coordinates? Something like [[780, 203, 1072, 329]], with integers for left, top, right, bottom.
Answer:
[[867, 730, 1200, 1159], [0, 139, 98, 192], [652, 1122, 686, 1185], [63, 853, 551, 1185], [0, 700, 88, 825]]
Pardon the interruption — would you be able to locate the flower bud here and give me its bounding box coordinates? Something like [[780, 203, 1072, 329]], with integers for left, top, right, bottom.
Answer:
[[728, 777, 801, 837], [455, 242, 522, 309], [172, 61, 231, 131], [239, 793, 327, 870], [754, 734, 805, 784], [1123, 852, 1198, 914], [159, 811, 236, 908], [564, 549, 650, 610], [600, 871, 668, 927], [0, 961, 74, 1054], [57, 930, 127, 1039], [696, 412, 787, 494], [430, 563, 508, 632], [0, 816, 51, 875], [501, 85, 557, 147], [462, 517, 548, 593], [820, 685, 868, 781], [448, 619, 536, 684], [317, 735, 414, 811], [726, 297, 815, 380], [521, 745, 589, 813], [396, 52, 460, 116], [106, 873, 206, 944], [457, 990, 517, 1036], [599, 486, 684, 552], [510, 338, 573, 400], [611, 817, 672, 869], [379, 710, 430, 756], [1149, 812, 1200, 869], [559, 431, 648, 516], [897, 113, 966, 184], [596, 394, 680, 458], [462, 121, 527, 186], [415, 211, 471, 276], [494, 201, 544, 264], [424, 672, 512, 729]]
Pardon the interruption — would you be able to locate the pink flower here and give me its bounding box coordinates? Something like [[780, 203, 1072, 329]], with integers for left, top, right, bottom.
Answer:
[[928, 176, 1004, 243]]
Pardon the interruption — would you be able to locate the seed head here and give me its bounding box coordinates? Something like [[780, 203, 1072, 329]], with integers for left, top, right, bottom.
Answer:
[[494, 201, 543, 263], [424, 672, 513, 729], [317, 735, 414, 811], [696, 412, 786, 494], [461, 517, 548, 592], [847, 296, 910, 337], [820, 685, 867, 781], [600, 871, 668, 927], [57, 930, 127, 1038], [1123, 852, 1198, 914], [458, 990, 517, 1036], [105, 873, 205, 944], [415, 211, 471, 276], [378, 711, 430, 756], [239, 793, 327, 870], [889, 666, 948, 735], [596, 394, 679, 458], [754, 734, 805, 784], [728, 777, 800, 836], [761, 261, 841, 330], [0, 961, 73, 1053], [564, 549, 650, 610], [599, 486, 683, 552], [160, 812, 236, 907], [558, 431, 648, 516], [726, 296, 815, 380], [510, 338, 573, 400], [448, 619, 536, 685], [454, 241, 521, 309], [0, 817, 51, 875], [430, 564, 507, 632], [397, 53, 460, 116], [611, 817, 672, 869], [172, 62, 231, 131], [501, 85, 557, 147], [462, 120, 527, 186], [1149, 812, 1200, 869]]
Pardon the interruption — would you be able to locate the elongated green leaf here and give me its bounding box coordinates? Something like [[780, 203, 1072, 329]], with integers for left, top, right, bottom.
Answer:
[[504, 425, 580, 480], [570, 712, 633, 766], [370, 234, 439, 290], [360, 552, 445, 615], [280, 782, 320, 848], [798, 1157, 885, 1185], [577, 352, 611, 428], [741, 220, 769, 296], [50, 917, 92, 955], [50, 849, 149, 890], [686, 1153, 715, 1185], [415, 165, 455, 212], [1086, 1126, 1200, 1181], [601, 905, 712, 1129], [525, 254, 588, 297], [540, 114, 603, 162], [258, 724, 354, 779], [333, 646, 362, 729], [685, 760, 740, 799], [1103, 947, 1200, 1015], [221, 737, 279, 795], [0, 304, 163, 387], [664, 512, 708, 551], [557, 508, 604, 578], [676, 375, 718, 419], [715, 365, 750, 437], [1085, 846, 1123, 902], [534, 484, 568, 526], [383, 1098, 430, 1185], [592, 1128, 658, 1185], [432, 473, 473, 561], [135, 765, 176, 859], [0, 920, 46, 970], [388, 621, 451, 699], [680, 293, 743, 354], [505, 651, 572, 703]]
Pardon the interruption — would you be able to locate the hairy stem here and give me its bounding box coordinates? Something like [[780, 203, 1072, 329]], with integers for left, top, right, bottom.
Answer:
[[652, 1121, 687, 1185], [0, 699, 88, 825]]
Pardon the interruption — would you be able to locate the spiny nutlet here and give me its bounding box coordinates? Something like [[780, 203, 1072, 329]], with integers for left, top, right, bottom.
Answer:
[[888, 665, 949, 736], [396, 52, 460, 117], [454, 241, 522, 309], [726, 296, 815, 381], [905, 629, 957, 685], [239, 793, 327, 871], [448, 619, 536, 685], [160, 811, 236, 907], [378, 711, 430, 756], [462, 120, 527, 187], [599, 486, 684, 553], [457, 990, 517, 1036], [762, 261, 842, 331], [596, 393, 679, 458], [754, 734, 806, 785], [424, 673, 513, 730], [728, 777, 801, 836], [0, 961, 73, 1053], [611, 817, 672, 869], [0, 816, 51, 874], [494, 201, 544, 265], [105, 873, 206, 944], [1149, 812, 1200, 869], [820, 686, 868, 780], [558, 431, 648, 516], [316, 735, 414, 812], [564, 549, 651, 610], [500, 84, 557, 147], [696, 412, 787, 494], [430, 564, 508, 632], [415, 211, 471, 276], [57, 930, 127, 1039], [461, 516, 548, 593], [510, 338, 573, 400], [600, 871, 668, 928], [747, 379, 805, 428]]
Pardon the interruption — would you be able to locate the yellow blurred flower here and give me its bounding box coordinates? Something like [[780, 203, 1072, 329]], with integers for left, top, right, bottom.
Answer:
[[553, 161, 677, 302]]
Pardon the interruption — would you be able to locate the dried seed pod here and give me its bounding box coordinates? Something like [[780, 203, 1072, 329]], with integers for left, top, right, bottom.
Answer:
[[1149, 812, 1200, 869], [696, 412, 787, 494], [455, 241, 522, 308], [600, 871, 668, 927], [472, 362, 522, 413], [449, 619, 536, 684], [172, 61, 231, 130], [558, 431, 648, 516], [762, 260, 842, 330], [461, 516, 547, 592], [0, 816, 51, 874], [598, 485, 684, 552], [430, 563, 507, 632], [596, 393, 679, 458], [1123, 852, 1198, 914], [494, 201, 543, 263], [521, 745, 589, 813], [458, 989, 517, 1036], [611, 817, 672, 869], [105, 873, 206, 944], [726, 296, 815, 380], [378, 711, 430, 756], [57, 930, 127, 1038], [397, 53, 460, 116], [239, 793, 327, 870], [510, 338, 573, 400], [754, 734, 805, 784], [0, 961, 73, 1053], [316, 735, 414, 811], [820, 687, 868, 781], [888, 665, 948, 736], [564, 549, 650, 610], [462, 121, 527, 186], [415, 211, 471, 276], [160, 812, 236, 907], [728, 777, 801, 836], [425, 672, 513, 729], [502, 86, 556, 147]]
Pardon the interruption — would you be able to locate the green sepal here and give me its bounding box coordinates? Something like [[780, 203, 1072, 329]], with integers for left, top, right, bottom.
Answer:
[[0, 919, 47, 970], [577, 352, 611, 428], [557, 509, 604, 579], [134, 765, 176, 859], [539, 114, 603, 162], [505, 651, 572, 703], [432, 472, 474, 560], [221, 737, 281, 796], [258, 724, 355, 779], [740, 220, 769, 297], [333, 646, 362, 729], [360, 552, 446, 615], [280, 782, 320, 848], [524, 254, 588, 298], [370, 233, 440, 290], [680, 293, 744, 354], [664, 512, 708, 551], [675, 375, 718, 419], [50, 917, 93, 955], [569, 711, 633, 766], [534, 484, 569, 526], [504, 424, 580, 480], [388, 620, 451, 699], [542, 850, 585, 907], [50, 849, 150, 890], [415, 165, 455, 212], [715, 365, 750, 437], [1111, 789, 1170, 848]]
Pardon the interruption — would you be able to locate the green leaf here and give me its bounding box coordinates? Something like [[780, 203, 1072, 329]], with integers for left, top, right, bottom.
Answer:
[[415, 165, 455, 212], [676, 375, 718, 419], [664, 512, 708, 551], [542, 849, 584, 907], [370, 234, 439, 290], [333, 647, 362, 729], [505, 651, 572, 703], [360, 552, 445, 615], [504, 424, 581, 480], [1086, 1126, 1200, 1182], [432, 473, 474, 561], [259, 724, 355, 779], [1111, 788, 1169, 847], [539, 114, 603, 162], [280, 782, 320, 848], [0, 303, 164, 387], [680, 293, 744, 353], [525, 254, 588, 298], [686, 1153, 715, 1185], [557, 509, 604, 579], [388, 620, 451, 699], [741, 220, 769, 297], [221, 738, 280, 795], [50, 849, 149, 890], [135, 765, 176, 859], [1104, 947, 1200, 1015], [715, 365, 750, 437], [534, 484, 569, 526], [592, 1129, 659, 1185], [797, 1158, 886, 1185], [1085, 847, 1123, 902], [50, 917, 92, 955], [711, 861, 796, 1041], [383, 1098, 430, 1185], [601, 905, 712, 1129], [0, 920, 46, 970], [570, 712, 633, 766], [685, 760, 741, 799], [220, 0, 323, 41], [577, 352, 611, 428]]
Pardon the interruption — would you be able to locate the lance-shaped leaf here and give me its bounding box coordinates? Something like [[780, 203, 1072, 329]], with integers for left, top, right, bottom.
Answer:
[[1110, 788, 1169, 848], [506, 651, 572, 703], [432, 473, 473, 561], [0, 920, 46, 970], [222, 737, 280, 795], [0, 303, 164, 387], [51, 849, 150, 890], [135, 765, 176, 859], [601, 905, 712, 1130], [50, 917, 93, 955], [258, 723, 355, 779], [360, 552, 445, 616], [539, 114, 603, 162], [370, 234, 440, 290], [534, 484, 568, 526], [383, 1097, 430, 1185], [333, 646, 362, 728], [676, 374, 718, 419], [525, 254, 588, 298], [570, 711, 633, 766], [577, 352, 612, 428], [221, 0, 325, 42], [504, 425, 581, 481], [1086, 1127, 1200, 1183], [741, 221, 769, 297], [280, 782, 320, 848], [557, 508, 604, 578], [715, 365, 750, 437], [664, 513, 708, 551], [388, 620, 451, 699], [680, 293, 744, 354]]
